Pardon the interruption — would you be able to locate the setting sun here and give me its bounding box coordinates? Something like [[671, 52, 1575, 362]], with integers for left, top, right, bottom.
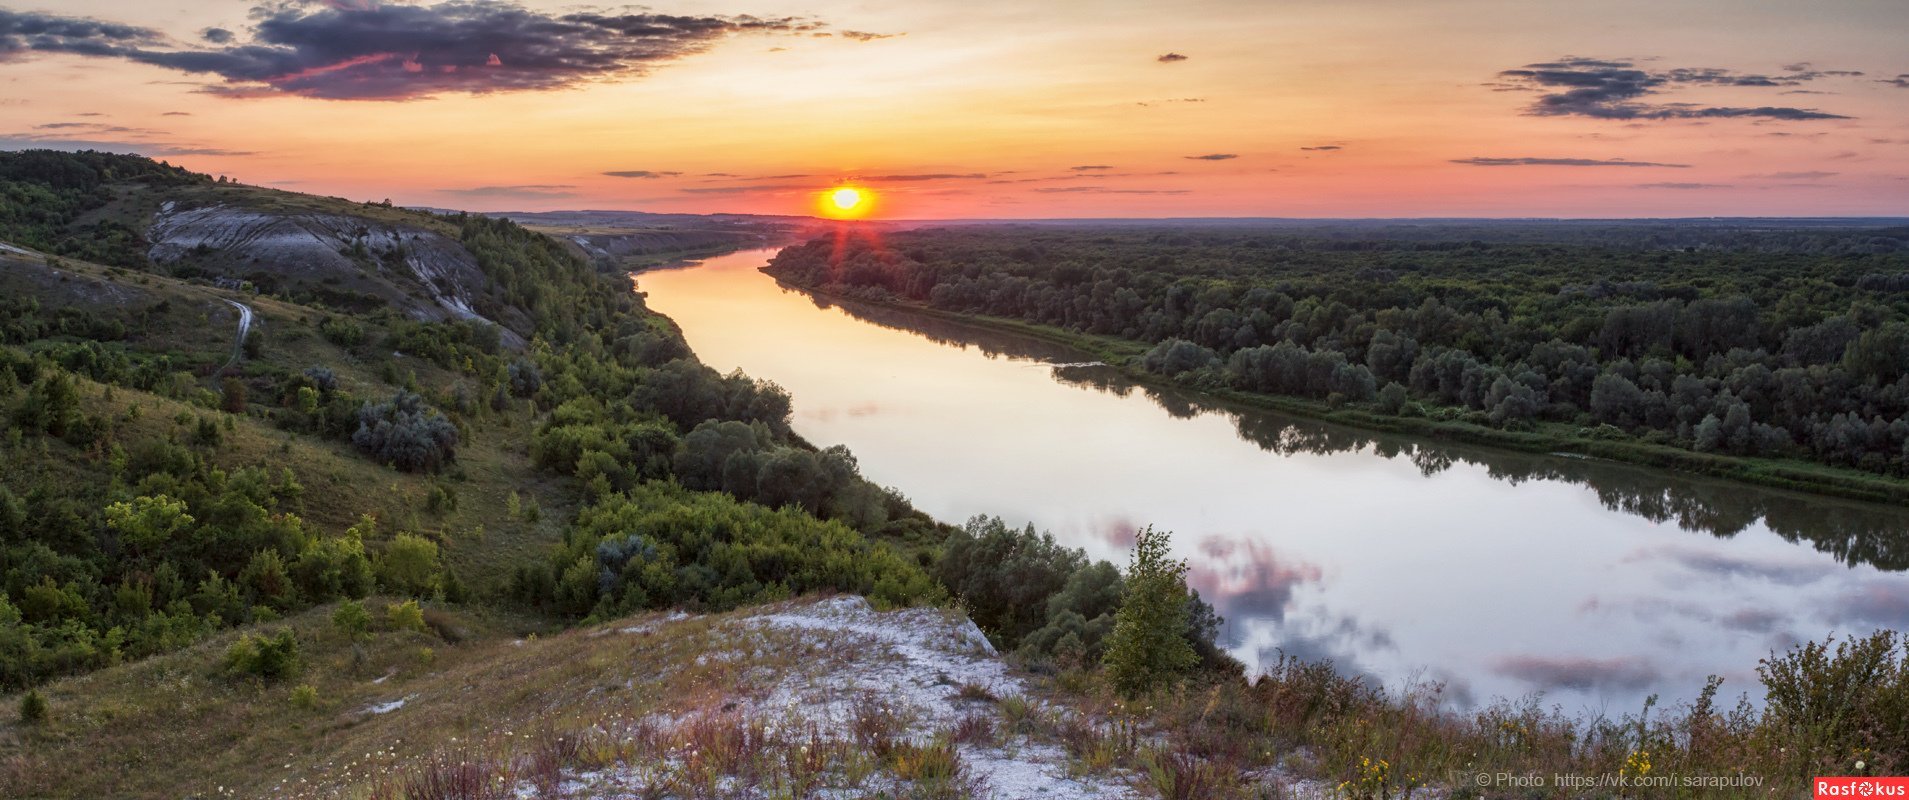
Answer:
[[820, 185, 873, 218]]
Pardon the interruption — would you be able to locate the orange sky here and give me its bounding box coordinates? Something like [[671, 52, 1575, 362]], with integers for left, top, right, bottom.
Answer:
[[2, 0, 1905, 218]]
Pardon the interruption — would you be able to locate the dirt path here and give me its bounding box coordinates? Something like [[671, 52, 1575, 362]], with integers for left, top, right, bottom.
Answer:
[[220, 298, 254, 373]]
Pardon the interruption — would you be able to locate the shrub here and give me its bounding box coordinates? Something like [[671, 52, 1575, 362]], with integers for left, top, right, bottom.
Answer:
[[19, 689, 47, 724], [1104, 526, 1197, 698], [225, 629, 301, 681], [289, 683, 320, 710], [386, 599, 426, 632], [331, 599, 371, 637], [352, 391, 459, 472], [376, 533, 441, 596]]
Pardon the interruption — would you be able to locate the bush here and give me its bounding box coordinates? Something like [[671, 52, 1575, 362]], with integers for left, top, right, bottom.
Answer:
[[1104, 526, 1197, 698], [352, 392, 459, 472], [376, 533, 441, 596], [386, 599, 426, 632], [19, 689, 47, 724], [331, 599, 371, 637], [225, 629, 301, 681], [289, 683, 319, 711]]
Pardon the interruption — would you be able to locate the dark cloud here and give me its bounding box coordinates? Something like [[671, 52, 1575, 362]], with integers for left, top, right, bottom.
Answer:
[[200, 27, 233, 44], [1070, 165, 1114, 171], [1882, 75, 1909, 89], [839, 30, 896, 42], [1184, 153, 1236, 161], [1744, 170, 1837, 180], [161, 111, 191, 116], [1452, 156, 1691, 168], [441, 184, 576, 198], [602, 170, 681, 179], [1492, 654, 1661, 693], [0, 3, 819, 101], [1300, 145, 1341, 151], [0, 9, 164, 58], [1157, 52, 1187, 63], [1496, 57, 1851, 121], [1636, 182, 1731, 189]]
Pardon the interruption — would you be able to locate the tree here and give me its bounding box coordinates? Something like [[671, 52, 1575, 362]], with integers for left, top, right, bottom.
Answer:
[[104, 495, 195, 559], [1103, 525, 1197, 698], [221, 377, 247, 413]]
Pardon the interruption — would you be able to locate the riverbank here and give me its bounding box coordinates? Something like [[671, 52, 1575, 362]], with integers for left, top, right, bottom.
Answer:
[[766, 274, 1909, 507]]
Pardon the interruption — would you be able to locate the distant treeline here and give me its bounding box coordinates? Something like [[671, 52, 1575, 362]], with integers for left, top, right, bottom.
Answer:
[[767, 224, 1909, 479]]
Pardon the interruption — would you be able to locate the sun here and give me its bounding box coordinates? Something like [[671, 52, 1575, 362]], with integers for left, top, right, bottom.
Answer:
[[820, 185, 874, 218]]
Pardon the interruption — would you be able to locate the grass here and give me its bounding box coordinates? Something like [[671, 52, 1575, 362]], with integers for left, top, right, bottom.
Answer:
[[0, 598, 1018, 799], [771, 276, 1909, 507]]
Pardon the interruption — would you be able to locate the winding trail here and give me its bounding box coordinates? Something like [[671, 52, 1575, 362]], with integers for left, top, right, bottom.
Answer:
[[220, 298, 254, 374]]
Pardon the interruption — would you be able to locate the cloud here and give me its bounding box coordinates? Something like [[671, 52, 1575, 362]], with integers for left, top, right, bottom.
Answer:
[[161, 111, 191, 116], [1452, 156, 1691, 168], [1187, 537, 1323, 626], [839, 30, 896, 42], [1157, 52, 1187, 63], [1031, 186, 1190, 195], [441, 184, 576, 198], [1636, 182, 1731, 189], [1492, 654, 1661, 693], [1824, 579, 1909, 629], [1300, 145, 1341, 151], [1070, 165, 1114, 171], [1635, 545, 1837, 587], [1184, 153, 1236, 161], [1881, 75, 1909, 89], [0, 132, 251, 156], [1496, 57, 1851, 121], [1744, 171, 1837, 180], [0, 3, 820, 101], [200, 27, 233, 44], [679, 183, 811, 194], [862, 173, 988, 182], [602, 170, 681, 179]]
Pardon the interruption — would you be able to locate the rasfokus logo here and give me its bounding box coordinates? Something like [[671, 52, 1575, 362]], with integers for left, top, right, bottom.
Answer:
[[1817, 777, 1909, 798]]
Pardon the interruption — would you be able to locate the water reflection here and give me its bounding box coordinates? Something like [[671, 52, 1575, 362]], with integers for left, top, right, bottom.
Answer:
[[806, 289, 1909, 574], [641, 249, 1909, 712]]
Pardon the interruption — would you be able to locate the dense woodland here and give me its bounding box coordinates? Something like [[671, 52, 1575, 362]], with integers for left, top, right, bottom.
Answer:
[[768, 224, 1909, 480]]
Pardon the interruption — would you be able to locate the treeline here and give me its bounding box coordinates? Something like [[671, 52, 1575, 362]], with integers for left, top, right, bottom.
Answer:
[[0, 149, 208, 268], [767, 226, 1909, 477]]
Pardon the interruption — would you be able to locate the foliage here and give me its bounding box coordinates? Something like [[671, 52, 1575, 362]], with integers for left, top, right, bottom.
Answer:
[[769, 225, 1909, 477], [331, 600, 371, 637], [514, 482, 940, 618], [385, 599, 426, 632], [376, 533, 442, 596], [224, 629, 301, 681], [352, 391, 459, 473], [1103, 526, 1197, 697], [18, 687, 46, 724]]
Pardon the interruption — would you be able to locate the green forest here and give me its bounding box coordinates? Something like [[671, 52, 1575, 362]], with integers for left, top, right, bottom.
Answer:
[[766, 223, 1909, 498]]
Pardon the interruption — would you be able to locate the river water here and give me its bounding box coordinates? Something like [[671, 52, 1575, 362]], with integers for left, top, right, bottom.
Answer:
[[637, 247, 1909, 714]]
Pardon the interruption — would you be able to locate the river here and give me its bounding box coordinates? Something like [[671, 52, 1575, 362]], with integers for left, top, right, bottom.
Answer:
[[636, 246, 1909, 714]]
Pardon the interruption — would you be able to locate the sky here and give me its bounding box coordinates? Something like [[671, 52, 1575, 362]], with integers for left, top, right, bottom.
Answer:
[[0, 0, 1905, 218]]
